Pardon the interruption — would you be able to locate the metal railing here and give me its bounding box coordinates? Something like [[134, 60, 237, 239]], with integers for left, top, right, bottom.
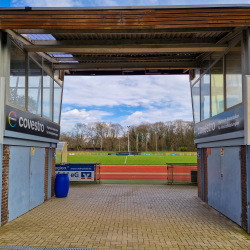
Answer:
[[166, 163, 197, 184], [94, 163, 101, 184]]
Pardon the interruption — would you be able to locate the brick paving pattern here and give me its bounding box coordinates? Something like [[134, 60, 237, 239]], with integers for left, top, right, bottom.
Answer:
[[0, 184, 250, 250]]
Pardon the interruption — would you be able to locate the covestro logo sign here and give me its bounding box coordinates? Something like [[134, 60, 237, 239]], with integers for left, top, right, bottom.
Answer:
[[8, 111, 17, 127], [6, 105, 60, 140], [19, 116, 44, 132]]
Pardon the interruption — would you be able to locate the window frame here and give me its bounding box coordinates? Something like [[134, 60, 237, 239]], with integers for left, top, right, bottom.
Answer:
[[7, 40, 63, 125], [190, 37, 243, 125]]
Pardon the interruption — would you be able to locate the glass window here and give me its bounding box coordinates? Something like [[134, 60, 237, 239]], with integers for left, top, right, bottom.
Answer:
[[211, 58, 224, 116], [54, 70, 63, 87], [226, 47, 242, 109], [9, 42, 26, 108], [201, 72, 210, 121], [54, 82, 62, 123], [43, 58, 52, 73], [28, 57, 42, 115], [43, 71, 53, 120], [191, 69, 200, 86], [192, 81, 200, 124], [201, 59, 210, 74]]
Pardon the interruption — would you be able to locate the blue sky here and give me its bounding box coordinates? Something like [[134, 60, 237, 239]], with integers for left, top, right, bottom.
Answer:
[[1, 0, 248, 131], [1, 0, 250, 7]]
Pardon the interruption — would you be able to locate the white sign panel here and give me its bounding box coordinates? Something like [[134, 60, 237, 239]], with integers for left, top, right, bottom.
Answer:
[[56, 164, 95, 182]]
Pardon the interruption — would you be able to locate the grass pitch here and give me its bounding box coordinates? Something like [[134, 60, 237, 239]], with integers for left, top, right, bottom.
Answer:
[[67, 154, 197, 165]]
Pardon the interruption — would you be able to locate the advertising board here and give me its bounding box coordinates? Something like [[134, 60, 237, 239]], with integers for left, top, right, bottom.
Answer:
[[5, 105, 60, 140], [194, 105, 244, 139], [55, 164, 95, 182]]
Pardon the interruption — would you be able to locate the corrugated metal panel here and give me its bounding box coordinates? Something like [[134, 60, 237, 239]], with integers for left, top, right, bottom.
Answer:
[[52, 32, 226, 41]]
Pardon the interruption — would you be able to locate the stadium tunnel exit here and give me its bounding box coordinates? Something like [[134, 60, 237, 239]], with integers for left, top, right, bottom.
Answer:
[[1, 4, 250, 233]]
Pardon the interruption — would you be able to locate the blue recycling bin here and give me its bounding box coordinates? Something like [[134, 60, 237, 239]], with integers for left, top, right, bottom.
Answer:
[[55, 173, 69, 198]]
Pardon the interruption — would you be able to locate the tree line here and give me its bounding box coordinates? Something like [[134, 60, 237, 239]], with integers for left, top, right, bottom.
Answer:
[[60, 120, 196, 152]]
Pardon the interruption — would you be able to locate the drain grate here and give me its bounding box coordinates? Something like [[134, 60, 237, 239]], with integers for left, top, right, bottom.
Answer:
[[0, 246, 125, 250]]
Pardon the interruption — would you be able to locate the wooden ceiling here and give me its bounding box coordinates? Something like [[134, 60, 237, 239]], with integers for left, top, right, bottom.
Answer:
[[1, 6, 248, 75], [1, 7, 250, 30]]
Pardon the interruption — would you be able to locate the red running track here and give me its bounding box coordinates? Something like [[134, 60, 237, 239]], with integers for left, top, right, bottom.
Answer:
[[99, 165, 197, 181]]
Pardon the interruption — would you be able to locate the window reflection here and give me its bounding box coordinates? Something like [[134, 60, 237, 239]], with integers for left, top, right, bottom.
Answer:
[[201, 72, 210, 121], [211, 58, 224, 116], [9, 42, 26, 108], [43, 72, 53, 120], [28, 57, 42, 115], [54, 82, 62, 123], [226, 48, 242, 109], [190, 69, 200, 86], [192, 82, 200, 124]]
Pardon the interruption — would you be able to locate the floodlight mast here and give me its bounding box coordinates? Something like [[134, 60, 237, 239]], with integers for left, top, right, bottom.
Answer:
[[155, 132, 157, 152], [127, 126, 130, 153]]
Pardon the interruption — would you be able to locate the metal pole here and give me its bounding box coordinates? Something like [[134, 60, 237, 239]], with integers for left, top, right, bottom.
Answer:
[[100, 137, 102, 151], [146, 137, 147, 152], [119, 138, 120, 152], [137, 134, 138, 152]]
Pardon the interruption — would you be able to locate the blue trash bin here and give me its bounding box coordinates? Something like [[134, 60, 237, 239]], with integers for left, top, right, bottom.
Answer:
[[55, 173, 69, 198]]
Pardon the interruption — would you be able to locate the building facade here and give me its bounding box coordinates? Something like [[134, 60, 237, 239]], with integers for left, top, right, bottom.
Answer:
[[192, 30, 250, 232], [0, 31, 63, 226]]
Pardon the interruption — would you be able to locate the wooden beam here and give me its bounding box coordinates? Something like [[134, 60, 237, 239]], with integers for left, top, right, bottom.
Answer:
[[32, 38, 218, 46], [24, 44, 227, 53], [53, 61, 200, 70], [54, 55, 197, 62]]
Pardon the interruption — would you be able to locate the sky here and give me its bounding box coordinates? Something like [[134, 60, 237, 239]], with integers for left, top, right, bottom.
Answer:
[[1, 0, 248, 131]]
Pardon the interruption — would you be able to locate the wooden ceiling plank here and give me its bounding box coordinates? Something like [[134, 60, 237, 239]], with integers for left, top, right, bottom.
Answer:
[[23, 44, 227, 53], [32, 38, 218, 46], [15, 27, 233, 34], [53, 61, 200, 70]]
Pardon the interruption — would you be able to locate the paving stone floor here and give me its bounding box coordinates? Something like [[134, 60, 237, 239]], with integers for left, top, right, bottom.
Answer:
[[0, 184, 250, 250]]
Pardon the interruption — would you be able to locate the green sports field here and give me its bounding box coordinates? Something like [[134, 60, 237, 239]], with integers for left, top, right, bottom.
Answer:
[[66, 153, 197, 165]]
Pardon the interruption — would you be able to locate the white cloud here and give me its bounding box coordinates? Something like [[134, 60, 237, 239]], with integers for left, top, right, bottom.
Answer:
[[10, 0, 158, 7], [60, 75, 192, 130], [121, 105, 193, 125], [63, 75, 191, 109], [11, 0, 81, 7], [60, 108, 113, 131]]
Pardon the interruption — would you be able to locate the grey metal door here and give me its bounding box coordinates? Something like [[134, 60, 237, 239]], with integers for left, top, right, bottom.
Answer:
[[29, 147, 45, 210], [207, 147, 242, 226], [220, 147, 241, 225], [8, 146, 30, 222], [207, 148, 221, 212]]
